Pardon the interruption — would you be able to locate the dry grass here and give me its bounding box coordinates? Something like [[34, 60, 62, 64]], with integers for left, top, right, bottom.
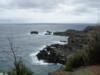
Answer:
[[49, 65, 100, 75]]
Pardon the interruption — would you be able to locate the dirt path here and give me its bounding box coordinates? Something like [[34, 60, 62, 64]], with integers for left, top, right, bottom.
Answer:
[[90, 65, 100, 75]]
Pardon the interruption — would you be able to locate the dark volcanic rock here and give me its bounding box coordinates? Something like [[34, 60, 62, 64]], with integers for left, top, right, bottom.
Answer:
[[37, 25, 100, 65], [37, 45, 66, 64], [37, 50, 48, 60], [45, 31, 52, 35], [30, 31, 38, 34], [53, 29, 82, 36]]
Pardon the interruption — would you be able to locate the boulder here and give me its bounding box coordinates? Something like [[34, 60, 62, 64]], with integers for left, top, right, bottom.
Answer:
[[30, 31, 38, 34], [45, 31, 52, 35], [37, 45, 66, 64]]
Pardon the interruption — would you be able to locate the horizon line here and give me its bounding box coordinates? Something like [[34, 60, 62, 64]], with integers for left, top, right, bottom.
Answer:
[[0, 22, 97, 24]]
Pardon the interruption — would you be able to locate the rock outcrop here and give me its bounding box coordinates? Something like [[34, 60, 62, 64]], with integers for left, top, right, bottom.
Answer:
[[30, 30, 52, 35], [37, 44, 67, 64], [37, 25, 100, 64], [30, 31, 38, 34], [45, 31, 52, 35]]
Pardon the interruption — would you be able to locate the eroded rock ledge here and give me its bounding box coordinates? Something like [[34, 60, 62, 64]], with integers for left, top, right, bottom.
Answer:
[[37, 25, 100, 64]]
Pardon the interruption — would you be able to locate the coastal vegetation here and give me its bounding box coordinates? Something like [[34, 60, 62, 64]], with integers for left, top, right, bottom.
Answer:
[[65, 26, 100, 71], [7, 38, 33, 75], [8, 60, 33, 75]]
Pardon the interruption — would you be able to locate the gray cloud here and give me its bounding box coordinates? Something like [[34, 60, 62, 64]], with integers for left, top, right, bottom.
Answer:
[[74, 0, 100, 8], [67, 0, 100, 16], [0, 0, 99, 11], [14, 0, 64, 9], [0, 0, 65, 10], [0, 0, 99, 23]]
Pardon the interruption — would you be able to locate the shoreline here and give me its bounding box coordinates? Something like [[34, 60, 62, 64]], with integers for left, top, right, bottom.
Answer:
[[37, 25, 100, 64], [36, 25, 100, 75]]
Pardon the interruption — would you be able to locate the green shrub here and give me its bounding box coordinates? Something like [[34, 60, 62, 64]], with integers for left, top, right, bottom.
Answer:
[[65, 31, 100, 71], [65, 50, 85, 71], [65, 32, 100, 71], [8, 60, 33, 75], [87, 48, 100, 65]]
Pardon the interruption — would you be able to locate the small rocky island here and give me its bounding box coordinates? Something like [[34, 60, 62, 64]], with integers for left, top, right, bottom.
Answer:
[[30, 31, 38, 34], [30, 30, 52, 35], [37, 25, 100, 65]]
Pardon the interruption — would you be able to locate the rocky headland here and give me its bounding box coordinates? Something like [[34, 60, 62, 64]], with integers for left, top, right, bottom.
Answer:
[[37, 25, 100, 65]]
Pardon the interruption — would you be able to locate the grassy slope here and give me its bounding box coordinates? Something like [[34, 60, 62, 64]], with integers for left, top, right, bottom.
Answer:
[[49, 65, 100, 75]]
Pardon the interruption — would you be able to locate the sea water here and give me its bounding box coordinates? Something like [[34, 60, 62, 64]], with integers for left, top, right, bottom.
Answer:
[[0, 23, 91, 75]]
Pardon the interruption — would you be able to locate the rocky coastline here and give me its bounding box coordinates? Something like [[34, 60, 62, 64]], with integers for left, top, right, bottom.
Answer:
[[37, 25, 100, 65], [37, 44, 67, 64]]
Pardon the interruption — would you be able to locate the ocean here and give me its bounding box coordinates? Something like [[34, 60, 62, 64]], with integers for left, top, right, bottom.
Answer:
[[0, 23, 93, 75]]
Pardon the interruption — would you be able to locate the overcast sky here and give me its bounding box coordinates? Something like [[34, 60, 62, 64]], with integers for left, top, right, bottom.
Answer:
[[0, 0, 100, 23]]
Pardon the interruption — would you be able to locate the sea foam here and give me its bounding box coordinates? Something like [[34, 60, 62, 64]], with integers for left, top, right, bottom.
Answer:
[[30, 45, 49, 65]]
